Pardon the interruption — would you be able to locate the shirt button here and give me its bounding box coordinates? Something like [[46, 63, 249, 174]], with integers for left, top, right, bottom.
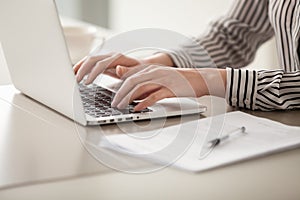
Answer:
[[232, 97, 237, 104], [244, 99, 250, 105]]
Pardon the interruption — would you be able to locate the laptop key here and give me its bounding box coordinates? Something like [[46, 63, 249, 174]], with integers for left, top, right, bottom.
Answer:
[[79, 83, 152, 118]]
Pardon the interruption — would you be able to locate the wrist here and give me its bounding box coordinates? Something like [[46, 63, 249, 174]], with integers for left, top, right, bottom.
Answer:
[[180, 68, 227, 98], [141, 53, 174, 66], [202, 68, 227, 97]]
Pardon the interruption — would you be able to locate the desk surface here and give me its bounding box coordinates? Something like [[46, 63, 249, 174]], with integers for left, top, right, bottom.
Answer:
[[0, 85, 299, 200]]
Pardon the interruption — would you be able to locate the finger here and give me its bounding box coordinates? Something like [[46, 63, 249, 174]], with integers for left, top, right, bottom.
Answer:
[[116, 83, 161, 109], [134, 88, 161, 100], [120, 64, 163, 80], [116, 55, 140, 66], [76, 54, 112, 82], [115, 65, 131, 78], [128, 84, 160, 103], [117, 64, 149, 80], [103, 70, 120, 79], [73, 56, 87, 74], [111, 72, 155, 107], [103, 67, 127, 79], [134, 88, 174, 111], [85, 54, 123, 84]]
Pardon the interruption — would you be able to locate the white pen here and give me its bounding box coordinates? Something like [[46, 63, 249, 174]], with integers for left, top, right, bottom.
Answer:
[[207, 126, 247, 148]]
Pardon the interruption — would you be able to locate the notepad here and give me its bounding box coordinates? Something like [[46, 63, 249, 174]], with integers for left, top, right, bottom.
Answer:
[[100, 111, 300, 172]]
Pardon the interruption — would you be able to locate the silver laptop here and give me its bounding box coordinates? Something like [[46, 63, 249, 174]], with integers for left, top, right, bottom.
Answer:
[[0, 0, 206, 126]]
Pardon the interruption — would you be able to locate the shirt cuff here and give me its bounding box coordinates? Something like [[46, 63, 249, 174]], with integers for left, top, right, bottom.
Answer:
[[226, 68, 258, 110]]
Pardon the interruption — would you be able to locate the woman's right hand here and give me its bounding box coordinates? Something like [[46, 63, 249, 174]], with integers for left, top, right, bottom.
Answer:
[[73, 53, 143, 85], [73, 52, 174, 85]]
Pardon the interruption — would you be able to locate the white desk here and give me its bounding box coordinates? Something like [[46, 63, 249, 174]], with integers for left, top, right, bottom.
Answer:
[[0, 85, 299, 200]]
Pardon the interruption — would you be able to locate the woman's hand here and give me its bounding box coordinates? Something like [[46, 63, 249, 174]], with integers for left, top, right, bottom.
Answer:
[[73, 53, 141, 84], [111, 65, 227, 111], [73, 52, 174, 85]]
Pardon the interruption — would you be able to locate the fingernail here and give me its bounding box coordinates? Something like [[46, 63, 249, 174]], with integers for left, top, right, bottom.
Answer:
[[76, 75, 81, 82], [117, 103, 126, 110], [111, 100, 117, 107], [134, 104, 145, 112], [85, 78, 92, 85]]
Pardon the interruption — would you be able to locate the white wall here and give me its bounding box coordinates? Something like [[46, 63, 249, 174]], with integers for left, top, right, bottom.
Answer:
[[55, 0, 82, 20], [0, 43, 11, 85], [109, 0, 279, 70], [55, 0, 109, 27]]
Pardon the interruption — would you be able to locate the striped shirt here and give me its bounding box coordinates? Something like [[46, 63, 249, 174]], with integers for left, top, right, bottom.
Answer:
[[167, 0, 300, 110]]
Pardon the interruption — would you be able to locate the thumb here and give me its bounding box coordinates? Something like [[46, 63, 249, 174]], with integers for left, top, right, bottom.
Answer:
[[116, 65, 131, 78]]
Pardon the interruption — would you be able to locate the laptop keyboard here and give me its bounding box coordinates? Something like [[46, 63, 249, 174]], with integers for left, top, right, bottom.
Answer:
[[79, 84, 151, 118]]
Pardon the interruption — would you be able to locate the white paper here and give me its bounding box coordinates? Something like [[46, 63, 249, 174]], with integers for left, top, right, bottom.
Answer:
[[100, 111, 300, 172]]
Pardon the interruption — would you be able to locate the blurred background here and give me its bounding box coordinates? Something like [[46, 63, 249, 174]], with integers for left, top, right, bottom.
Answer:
[[0, 0, 279, 85]]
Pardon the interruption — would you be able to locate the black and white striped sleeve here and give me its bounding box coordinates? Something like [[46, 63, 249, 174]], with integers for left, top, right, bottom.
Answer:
[[166, 0, 274, 69], [164, 0, 300, 111], [226, 68, 300, 110]]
